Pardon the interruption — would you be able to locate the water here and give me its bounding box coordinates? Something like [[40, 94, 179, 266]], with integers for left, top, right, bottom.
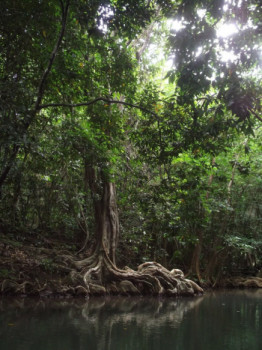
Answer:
[[0, 290, 262, 350]]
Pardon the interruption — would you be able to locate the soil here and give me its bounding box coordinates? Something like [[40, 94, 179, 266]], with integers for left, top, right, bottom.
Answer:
[[0, 233, 82, 297]]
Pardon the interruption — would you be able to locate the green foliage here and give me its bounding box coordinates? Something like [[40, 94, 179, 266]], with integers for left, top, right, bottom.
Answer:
[[165, 0, 261, 128]]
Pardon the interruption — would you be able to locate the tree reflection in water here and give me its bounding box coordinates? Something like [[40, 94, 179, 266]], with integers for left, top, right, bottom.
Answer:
[[0, 296, 203, 350], [0, 290, 262, 350], [71, 296, 204, 350]]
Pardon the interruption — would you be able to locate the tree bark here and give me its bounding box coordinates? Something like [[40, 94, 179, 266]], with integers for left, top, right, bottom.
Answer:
[[95, 181, 119, 265]]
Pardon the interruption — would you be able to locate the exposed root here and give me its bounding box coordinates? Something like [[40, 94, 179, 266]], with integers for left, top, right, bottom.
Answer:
[[185, 279, 204, 294], [68, 254, 204, 297]]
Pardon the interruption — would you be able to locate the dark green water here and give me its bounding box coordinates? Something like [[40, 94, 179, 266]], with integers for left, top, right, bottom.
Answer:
[[1, 290, 262, 350]]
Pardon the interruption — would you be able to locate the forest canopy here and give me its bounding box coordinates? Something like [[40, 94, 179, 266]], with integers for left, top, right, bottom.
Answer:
[[0, 0, 261, 295]]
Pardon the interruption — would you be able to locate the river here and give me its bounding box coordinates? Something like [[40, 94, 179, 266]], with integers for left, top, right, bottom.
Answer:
[[0, 290, 262, 350]]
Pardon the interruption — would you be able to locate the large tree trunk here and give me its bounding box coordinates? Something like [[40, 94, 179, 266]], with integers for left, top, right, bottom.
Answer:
[[82, 164, 119, 263], [95, 181, 119, 265], [67, 165, 203, 297]]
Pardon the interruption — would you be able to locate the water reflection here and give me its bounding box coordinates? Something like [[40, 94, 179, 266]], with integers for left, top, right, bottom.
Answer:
[[0, 290, 262, 350], [73, 296, 204, 349]]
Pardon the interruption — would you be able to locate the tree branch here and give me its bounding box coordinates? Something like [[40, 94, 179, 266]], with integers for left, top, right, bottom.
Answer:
[[33, 0, 70, 115], [38, 97, 160, 118], [250, 108, 262, 123]]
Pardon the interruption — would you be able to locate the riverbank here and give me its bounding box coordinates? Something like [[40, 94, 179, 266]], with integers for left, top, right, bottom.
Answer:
[[1, 233, 262, 297]]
